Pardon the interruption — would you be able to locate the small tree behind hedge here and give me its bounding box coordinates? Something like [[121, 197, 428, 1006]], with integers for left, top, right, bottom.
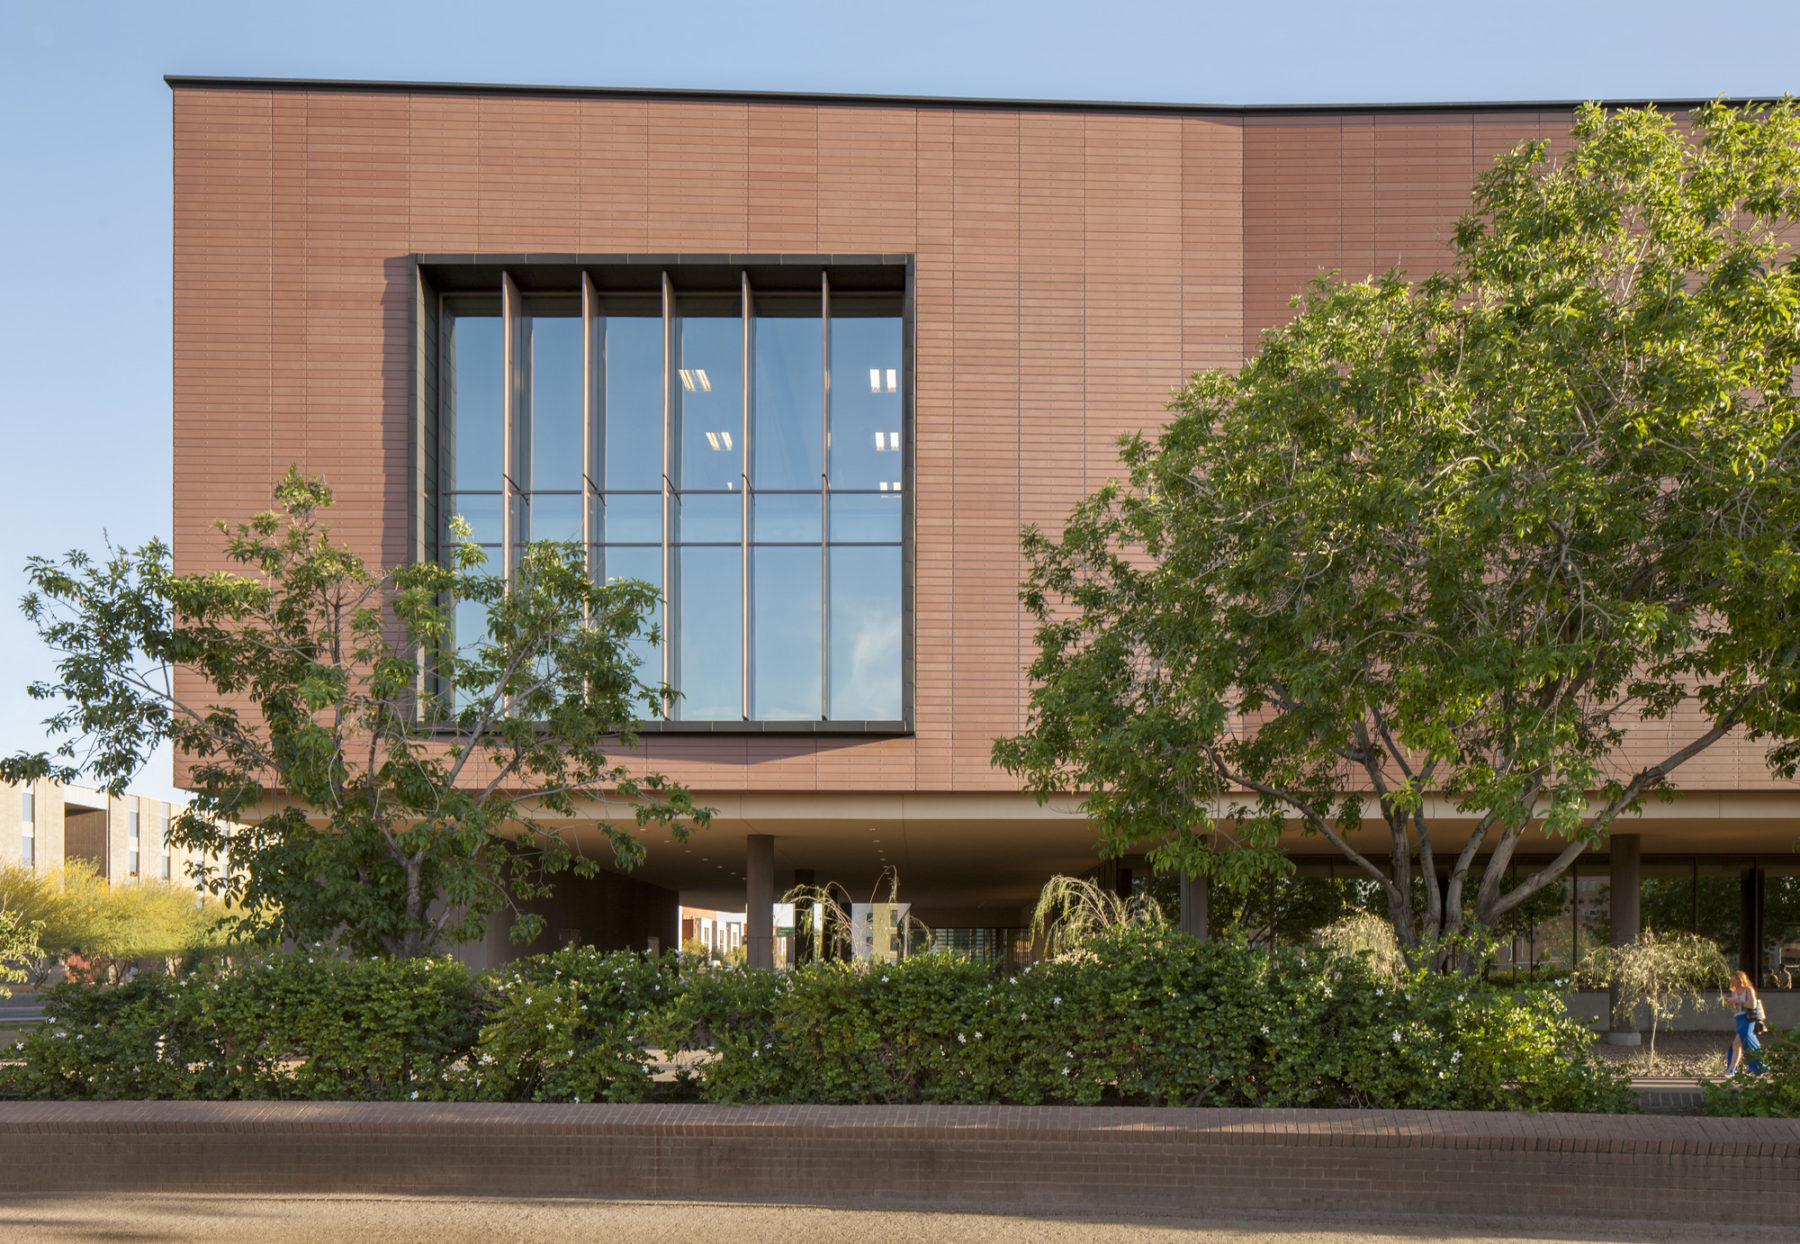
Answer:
[[1583, 929, 1729, 1069], [2, 469, 709, 957]]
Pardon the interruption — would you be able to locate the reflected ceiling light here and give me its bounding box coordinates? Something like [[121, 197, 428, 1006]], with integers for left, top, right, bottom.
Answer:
[[868, 368, 881, 393], [879, 481, 888, 492], [705, 432, 720, 451], [703, 431, 735, 452], [890, 481, 902, 492], [722, 430, 733, 450], [697, 369, 712, 391], [886, 369, 898, 393], [679, 369, 695, 392]]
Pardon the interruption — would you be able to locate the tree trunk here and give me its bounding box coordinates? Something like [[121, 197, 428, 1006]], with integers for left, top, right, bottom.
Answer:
[[401, 855, 424, 959]]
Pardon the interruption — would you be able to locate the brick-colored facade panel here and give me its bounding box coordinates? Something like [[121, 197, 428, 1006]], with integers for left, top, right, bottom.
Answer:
[[171, 85, 1791, 804]]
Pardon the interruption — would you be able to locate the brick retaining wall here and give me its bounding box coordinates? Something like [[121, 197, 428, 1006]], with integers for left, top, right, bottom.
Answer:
[[0, 1103, 1793, 1225]]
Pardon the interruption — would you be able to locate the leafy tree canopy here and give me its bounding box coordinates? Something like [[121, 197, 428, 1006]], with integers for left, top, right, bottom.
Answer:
[[995, 101, 1800, 959], [2, 469, 708, 957]]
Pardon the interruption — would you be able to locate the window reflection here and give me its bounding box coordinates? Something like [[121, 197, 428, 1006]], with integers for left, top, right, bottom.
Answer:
[[753, 492, 822, 543], [675, 301, 743, 492], [437, 272, 903, 724], [524, 303, 582, 491], [673, 545, 742, 720], [603, 544, 664, 716], [597, 310, 662, 490], [753, 296, 822, 489], [830, 544, 902, 720], [600, 494, 662, 544], [446, 308, 502, 492], [829, 493, 903, 544], [753, 545, 822, 719], [829, 304, 902, 491]]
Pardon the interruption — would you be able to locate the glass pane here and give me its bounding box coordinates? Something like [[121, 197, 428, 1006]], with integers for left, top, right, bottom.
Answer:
[[673, 545, 742, 720], [753, 545, 822, 720], [829, 492, 902, 543], [527, 309, 582, 491], [452, 597, 490, 714], [675, 492, 742, 544], [447, 312, 503, 491], [600, 311, 664, 491], [602, 493, 662, 544], [753, 492, 822, 543], [443, 493, 502, 547], [752, 297, 822, 489], [829, 544, 901, 720], [529, 493, 583, 544], [828, 310, 902, 490], [602, 544, 664, 715], [675, 304, 744, 491]]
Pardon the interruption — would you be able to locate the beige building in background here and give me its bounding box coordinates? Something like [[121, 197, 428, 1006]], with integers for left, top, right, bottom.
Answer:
[[1, 778, 209, 887]]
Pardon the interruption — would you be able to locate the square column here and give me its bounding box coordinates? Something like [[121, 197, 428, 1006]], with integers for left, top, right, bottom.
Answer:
[[746, 834, 774, 971], [1606, 834, 1641, 1045]]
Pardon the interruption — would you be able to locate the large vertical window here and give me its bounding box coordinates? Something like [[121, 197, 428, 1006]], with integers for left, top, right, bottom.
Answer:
[[128, 808, 141, 878], [160, 810, 172, 880], [432, 263, 906, 727], [20, 787, 34, 869]]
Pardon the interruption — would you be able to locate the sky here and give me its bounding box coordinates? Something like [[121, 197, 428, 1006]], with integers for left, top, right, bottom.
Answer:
[[1, 0, 1797, 801]]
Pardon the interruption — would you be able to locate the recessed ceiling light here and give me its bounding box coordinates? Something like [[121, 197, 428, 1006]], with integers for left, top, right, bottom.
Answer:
[[868, 368, 881, 393], [679, 369, 695, 392]]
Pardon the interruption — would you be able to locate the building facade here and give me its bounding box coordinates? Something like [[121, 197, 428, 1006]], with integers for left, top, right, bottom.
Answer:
[[1, 778, 209, 886], [168, 79, 1800, 978]]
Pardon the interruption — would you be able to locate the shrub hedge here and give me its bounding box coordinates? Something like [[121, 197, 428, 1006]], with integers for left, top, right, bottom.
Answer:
[[0, 929, 1633, 1112], [1698, 1022, 1800, 1117]]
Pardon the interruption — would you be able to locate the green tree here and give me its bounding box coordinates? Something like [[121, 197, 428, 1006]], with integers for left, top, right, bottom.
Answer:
[[995, 101, 1800, 963], [2, 469, 708, 958], [1582, 929, 1730, 1070]]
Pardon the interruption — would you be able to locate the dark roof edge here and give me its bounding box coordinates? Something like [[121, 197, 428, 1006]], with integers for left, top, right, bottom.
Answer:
[[161, 75, 1757, 116]]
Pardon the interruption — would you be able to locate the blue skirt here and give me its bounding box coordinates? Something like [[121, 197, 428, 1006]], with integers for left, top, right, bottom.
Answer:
[[1734, 1012, 1764, 1074]]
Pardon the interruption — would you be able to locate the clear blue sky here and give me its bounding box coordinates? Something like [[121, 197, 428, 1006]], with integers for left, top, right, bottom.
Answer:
[[2, 0, 1796, 799]]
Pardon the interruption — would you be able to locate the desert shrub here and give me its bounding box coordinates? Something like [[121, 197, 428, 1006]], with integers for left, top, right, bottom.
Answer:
[[649, 929, 1632, 1112], [2, 954, 484, 1100], [1, 932, 1634, 1113], [457, 945, 681, 1103], [1699, 1023, 1800, 1117]]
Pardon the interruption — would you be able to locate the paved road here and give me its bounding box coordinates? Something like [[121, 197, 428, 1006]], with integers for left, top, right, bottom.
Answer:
[[0, 1197, 1783, 1243], [0, 998, 45, 1025]]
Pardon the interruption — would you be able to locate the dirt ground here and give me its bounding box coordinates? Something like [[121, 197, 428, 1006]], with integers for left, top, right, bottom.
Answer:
[[0, 1197, 1787, 1244], [1590, 1028, 1736, 1078]]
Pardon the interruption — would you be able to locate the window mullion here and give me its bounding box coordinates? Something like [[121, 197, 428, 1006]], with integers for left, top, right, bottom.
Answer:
[[740, 269, 752, 721], [661, 270, 674, 716], [501, 271, 520, 585], [820, 269, 831, 721]]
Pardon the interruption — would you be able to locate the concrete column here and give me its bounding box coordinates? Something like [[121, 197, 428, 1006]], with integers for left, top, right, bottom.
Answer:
[[1607, 834, 1641, 1045], [746, 834, 774, 971], [1179, 873, 1210, 942]]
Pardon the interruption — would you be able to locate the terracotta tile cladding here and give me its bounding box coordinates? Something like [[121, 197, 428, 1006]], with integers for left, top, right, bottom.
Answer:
[[170, 86, 1785, 799]]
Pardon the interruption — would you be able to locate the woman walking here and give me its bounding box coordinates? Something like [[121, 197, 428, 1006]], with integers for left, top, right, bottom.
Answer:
[[1725, 970, 1764, 1076]]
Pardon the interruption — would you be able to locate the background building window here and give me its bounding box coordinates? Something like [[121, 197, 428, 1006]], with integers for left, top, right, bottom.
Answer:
[[128, 808, 140, 877], [160, 811, 172, 880], [20, 787, 34, 869], [430, 262, 907, 727]]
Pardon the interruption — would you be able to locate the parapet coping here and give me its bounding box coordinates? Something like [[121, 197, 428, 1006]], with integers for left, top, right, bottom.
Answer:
[[162, 75, 1759, 118]]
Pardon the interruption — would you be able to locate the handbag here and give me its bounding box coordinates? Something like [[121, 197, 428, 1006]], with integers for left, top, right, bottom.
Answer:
[[1753, 999, 1768, 1037]]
